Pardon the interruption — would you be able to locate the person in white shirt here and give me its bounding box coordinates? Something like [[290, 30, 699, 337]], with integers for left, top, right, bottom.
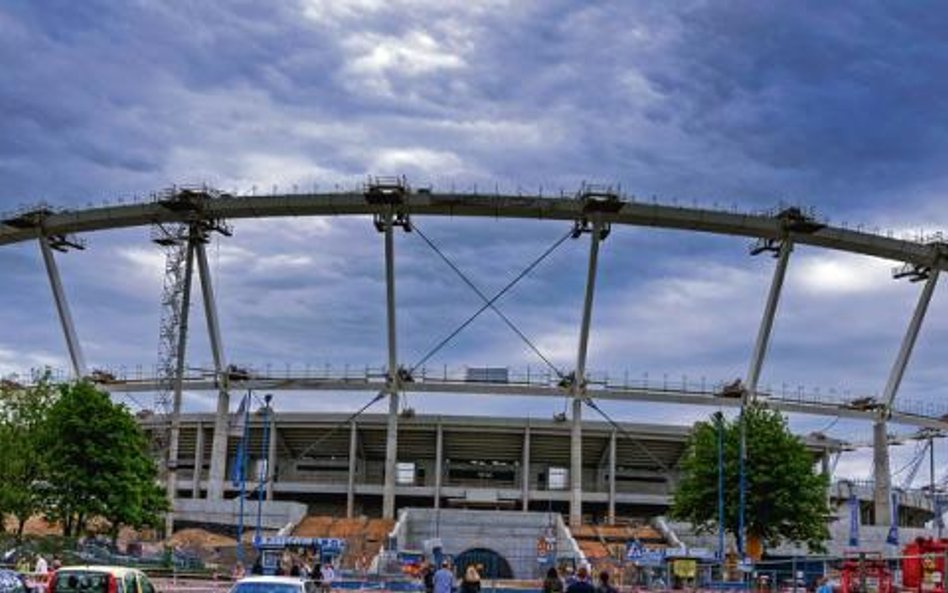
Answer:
[[35, 555, 48, 575], [320, 563, 335, 593]]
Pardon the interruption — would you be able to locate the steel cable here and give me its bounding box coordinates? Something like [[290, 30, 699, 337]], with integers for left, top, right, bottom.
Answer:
[[409, 223, 571, 378]]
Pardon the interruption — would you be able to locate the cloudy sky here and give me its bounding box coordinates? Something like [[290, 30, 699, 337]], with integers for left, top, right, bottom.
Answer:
[[3, 1, 948, 483]]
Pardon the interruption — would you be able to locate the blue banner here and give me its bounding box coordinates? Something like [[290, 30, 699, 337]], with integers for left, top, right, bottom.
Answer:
[[848, 493, 859, 547], [885, 491, 899, 545]]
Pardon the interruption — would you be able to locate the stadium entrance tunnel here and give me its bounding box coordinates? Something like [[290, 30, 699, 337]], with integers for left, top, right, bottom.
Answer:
[[454, 548, 514, 579]]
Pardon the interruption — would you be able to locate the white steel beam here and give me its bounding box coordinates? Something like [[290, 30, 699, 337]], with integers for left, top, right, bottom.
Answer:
[[5, 195, 943, 275], [39, 235, 86, 378], [103, 376, 948, 430], [195, 239, 230, 500], [571, 220, 604, 528], [882, 270, 940, 410], [746, 239, 793, 396]]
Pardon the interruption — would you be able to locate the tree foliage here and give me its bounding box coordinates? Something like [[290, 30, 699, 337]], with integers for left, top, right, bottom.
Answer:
[[25, 380, 167, 537], [0, 373, 58, 539], [671, 402, 830, 553]]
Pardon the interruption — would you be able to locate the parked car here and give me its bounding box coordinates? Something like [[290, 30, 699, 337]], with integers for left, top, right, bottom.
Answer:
[[229, 577, 317, 593], [48, 567, 156, 593], [0, 569, 29, 593]]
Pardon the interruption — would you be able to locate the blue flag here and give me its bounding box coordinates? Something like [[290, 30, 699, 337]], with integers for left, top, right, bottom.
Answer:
[[885, 491, 899, 545]]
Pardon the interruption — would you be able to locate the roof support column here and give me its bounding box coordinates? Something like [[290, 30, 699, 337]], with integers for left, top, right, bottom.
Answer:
[[347, 421, 358, 517], [522, 425, 531, 512], [746, 239, 793, 396], [166, 236, 196, 533], [571, 219, 604, 529], [195, 239, 230, 500], [435, 422, 444, 510], [608, 429, 617, 525], [382, 209, 401, 520], [266, 414, 277, 501], [875, 268, 940, 525], [192, 422, 204, 499], [39, 235, 86, 378]]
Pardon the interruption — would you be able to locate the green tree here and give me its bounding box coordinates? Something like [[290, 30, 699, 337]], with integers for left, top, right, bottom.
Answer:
[[671, 402, 830, 553], [39, 381, 167, 537], [0, 373, 58, 540]]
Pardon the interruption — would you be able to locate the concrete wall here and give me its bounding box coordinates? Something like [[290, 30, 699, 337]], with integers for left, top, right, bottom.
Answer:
[[173, 498, 307, 531], [398, 508, 582, 579]]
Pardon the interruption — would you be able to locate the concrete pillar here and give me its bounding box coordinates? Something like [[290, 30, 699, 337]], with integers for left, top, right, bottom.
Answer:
[[570, 220, 603, 528], [434, 423, 443, 509], [166, 238, 195, 535], [874, 420, 892, 526], [608, 430, 617, 525], [382, 211, 400, 520], [192, 422, 204, 499], [347, 421, 358, 517], [570, 398, 583, 528], [522, 425, 531, 512], [266, 416, 277, 501]]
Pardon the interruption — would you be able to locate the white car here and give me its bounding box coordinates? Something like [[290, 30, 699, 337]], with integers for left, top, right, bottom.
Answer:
[[229, 577, 318, 593]]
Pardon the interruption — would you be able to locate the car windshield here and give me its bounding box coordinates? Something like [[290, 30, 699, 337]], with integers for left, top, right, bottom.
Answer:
[[232, 583, 300, 593], [53, 571, 110, 593]]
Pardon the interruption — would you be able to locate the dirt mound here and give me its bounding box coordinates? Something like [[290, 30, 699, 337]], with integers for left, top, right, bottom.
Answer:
[[292, 516, 394, 569], [3, 516, 62, 536], [168, 528, 237, 548]]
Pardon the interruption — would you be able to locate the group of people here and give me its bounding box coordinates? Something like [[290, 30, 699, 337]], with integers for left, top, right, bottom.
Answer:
[[420, 560, 483, 593], [14, 554, 60, 578], [233, 556, 336, 592], [420, 560, 615, 593], [543, 565, 618, 593]]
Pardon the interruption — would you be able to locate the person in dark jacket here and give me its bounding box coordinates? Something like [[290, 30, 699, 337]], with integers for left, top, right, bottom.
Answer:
[[543, 567, 564, 593], [421, 561, 435, 593], [596, 571, 617, 593], [565, 566, 596, 593]]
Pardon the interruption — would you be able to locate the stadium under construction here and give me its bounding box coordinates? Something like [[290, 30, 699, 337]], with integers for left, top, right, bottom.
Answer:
[[3, 181, 948, 564]]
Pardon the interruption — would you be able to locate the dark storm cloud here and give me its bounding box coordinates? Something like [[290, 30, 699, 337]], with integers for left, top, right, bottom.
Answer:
[[3, 1, 948, 481]]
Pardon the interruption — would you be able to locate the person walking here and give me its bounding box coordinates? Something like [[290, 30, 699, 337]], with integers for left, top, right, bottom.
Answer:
[[596, 571, 617, 593], [433, 561, 454, 593], [460, 565, 481, 593], [34, 555, 48, 577], [421, 561, 435, 593], [543, 567, 564, 593], [320, 563, 336, 593]]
